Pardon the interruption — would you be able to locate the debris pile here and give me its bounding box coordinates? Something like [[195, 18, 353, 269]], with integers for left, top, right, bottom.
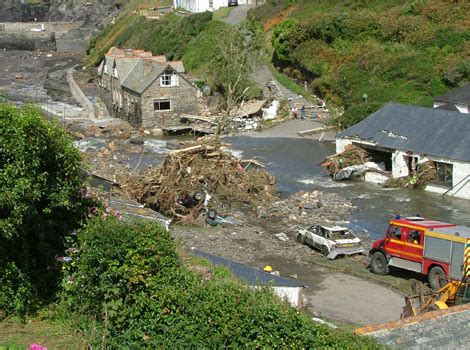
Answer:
[[320, 145, 370, 177], [384, 161, 437, 189], [121, 137, 276, 225], [255, 190, 354, 233]]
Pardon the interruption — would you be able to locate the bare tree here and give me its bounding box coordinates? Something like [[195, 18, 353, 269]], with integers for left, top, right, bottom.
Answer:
[[211, 21, 263, 136]]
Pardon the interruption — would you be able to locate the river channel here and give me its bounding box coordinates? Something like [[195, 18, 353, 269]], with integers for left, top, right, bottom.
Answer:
[[78, 134, 470, 239]]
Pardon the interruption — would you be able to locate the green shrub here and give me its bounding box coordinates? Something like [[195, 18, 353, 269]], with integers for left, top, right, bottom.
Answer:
[[0, 104, 94, 316], [62, 217, 381, 348]]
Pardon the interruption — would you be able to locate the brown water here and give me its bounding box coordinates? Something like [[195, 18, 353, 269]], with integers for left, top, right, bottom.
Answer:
[[227, 136, 470, 239]]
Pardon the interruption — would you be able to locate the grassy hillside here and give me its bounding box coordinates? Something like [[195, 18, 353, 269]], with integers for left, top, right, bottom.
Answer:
[[87, 11, 224, 72], [250, 0, 470, 127]]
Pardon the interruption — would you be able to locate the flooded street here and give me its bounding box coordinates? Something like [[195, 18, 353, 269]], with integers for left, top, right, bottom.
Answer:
[[227, 136, 470, 238]]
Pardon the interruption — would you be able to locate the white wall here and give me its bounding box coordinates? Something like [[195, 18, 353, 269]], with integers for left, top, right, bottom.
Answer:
[[424, 156, 470, 200], [335, 138, 352, 153], [273, 286, 302, 307], [391, 151, 410, 178], [174, 0, 235, 13]]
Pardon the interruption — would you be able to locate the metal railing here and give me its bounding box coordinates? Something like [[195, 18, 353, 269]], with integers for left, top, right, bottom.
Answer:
[[442, 174, 470, 196]]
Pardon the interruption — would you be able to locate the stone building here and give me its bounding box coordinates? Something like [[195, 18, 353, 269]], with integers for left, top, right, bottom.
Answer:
[[336, 103, 470, 200], [98, 47, 198, 128]]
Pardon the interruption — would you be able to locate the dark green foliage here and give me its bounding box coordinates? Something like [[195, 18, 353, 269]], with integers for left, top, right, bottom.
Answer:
[[0, 104, 93, 317], [87, 12, 213, 66], [257, 0, 470, 126], [62, 217, 381, 348]]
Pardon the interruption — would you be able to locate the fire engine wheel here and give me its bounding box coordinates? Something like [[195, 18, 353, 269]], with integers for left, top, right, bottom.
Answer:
[[429, 266, 446, 290], [321, 245, 330, 257], [370, 251, 389, 275]]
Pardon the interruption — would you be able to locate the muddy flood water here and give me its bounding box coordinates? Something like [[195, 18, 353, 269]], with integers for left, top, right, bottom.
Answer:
[[227, 136, 470, 238], [77, 134, 470, 239]]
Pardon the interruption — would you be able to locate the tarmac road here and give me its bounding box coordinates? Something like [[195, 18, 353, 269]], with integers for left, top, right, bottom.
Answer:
[[221, 4, 256, 26]]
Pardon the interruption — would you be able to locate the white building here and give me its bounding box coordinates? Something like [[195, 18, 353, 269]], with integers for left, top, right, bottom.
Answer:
[[336, 103, 470, 200], [433, 83, 470, 114], [173, 0, 256, 13]]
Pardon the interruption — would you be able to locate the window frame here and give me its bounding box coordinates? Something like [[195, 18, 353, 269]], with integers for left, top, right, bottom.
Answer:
[[153, 99, 171, 112], [434, 162, 453, 187], [160, 69, 177, 87]]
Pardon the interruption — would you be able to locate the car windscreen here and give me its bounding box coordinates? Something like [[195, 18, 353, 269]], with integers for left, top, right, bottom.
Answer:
[[330, 230, 354, 240]]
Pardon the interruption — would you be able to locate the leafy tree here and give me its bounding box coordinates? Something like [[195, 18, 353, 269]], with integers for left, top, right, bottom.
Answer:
[[0, 103, 93, 316]]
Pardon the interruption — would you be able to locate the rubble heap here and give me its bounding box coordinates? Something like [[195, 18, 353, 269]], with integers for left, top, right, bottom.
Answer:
[[121, 137, 276, 225], [255, 190, 355, 233], [320, 145, 370, 177]]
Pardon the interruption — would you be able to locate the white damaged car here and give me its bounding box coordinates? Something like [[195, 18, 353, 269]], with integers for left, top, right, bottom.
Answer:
[[297, 225, 366, 259]]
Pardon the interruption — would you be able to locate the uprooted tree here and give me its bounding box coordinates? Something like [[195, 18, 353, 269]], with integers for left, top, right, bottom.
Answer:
[[210, 20, 264, 135], [120, 137, 276, 225]]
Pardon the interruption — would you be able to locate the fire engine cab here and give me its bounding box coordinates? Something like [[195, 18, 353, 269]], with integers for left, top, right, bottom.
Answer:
[[369, 216, 470, 290]]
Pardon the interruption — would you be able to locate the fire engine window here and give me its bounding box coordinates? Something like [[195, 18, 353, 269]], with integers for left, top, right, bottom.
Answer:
[[408, 230, 421, 244], [390, 225, 401, 239]]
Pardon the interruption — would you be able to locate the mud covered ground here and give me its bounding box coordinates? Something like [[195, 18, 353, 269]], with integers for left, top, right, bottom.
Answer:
[[0, 50, 81, 104]]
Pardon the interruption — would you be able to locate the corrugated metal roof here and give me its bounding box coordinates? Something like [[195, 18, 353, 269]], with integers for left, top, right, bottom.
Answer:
[[337, 103, 470, 162], [435, 83, 470, 105], [191, 249, 307, 288]]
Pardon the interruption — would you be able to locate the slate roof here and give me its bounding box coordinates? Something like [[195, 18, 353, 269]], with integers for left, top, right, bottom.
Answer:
[[435, 83, 470, 105], [121, 59, 168, 94], [114, 58, 139, 81], [337, 103, 470, 162], [191, 249, 307, 288], [361, 305, 470, 349]]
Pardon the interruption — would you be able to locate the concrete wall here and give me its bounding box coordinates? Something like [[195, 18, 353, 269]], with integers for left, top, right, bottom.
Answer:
[[0, 21, 83, 50], [335, 138, 353, 153], [424, 156, 470, 200]]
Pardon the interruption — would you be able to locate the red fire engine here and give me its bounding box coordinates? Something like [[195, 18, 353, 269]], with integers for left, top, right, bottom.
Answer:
[[369, 216, 470, 290]]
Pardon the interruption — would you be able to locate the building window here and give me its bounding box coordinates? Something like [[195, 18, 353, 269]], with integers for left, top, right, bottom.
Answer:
[[154, 100, 171, 111], [160, 69, 177, 87], [434, 162, 453, 187]]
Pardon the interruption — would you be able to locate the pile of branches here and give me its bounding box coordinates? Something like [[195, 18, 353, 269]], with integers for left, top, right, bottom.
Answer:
[[121, 137, 276, 224], [320, 145, 370, 177], [384, 161, 437, 189]]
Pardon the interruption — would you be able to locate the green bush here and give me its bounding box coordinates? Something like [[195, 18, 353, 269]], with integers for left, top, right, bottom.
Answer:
[[62, 217, 381, 348], [0, 104, 93, 317]]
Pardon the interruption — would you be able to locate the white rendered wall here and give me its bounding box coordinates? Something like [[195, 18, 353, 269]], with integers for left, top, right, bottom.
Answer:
[[391, 151, 410, 178], [335, 138, 352, 153], [273, 286, 302, 307]]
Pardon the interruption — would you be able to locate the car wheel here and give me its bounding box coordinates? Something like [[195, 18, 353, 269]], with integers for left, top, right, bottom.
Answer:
[[207, 209, 217, 220], [321, 245, 329, 256], [429, 266, 446, 290], [370, 251, 389, 275], [296, 233, 305, 244]]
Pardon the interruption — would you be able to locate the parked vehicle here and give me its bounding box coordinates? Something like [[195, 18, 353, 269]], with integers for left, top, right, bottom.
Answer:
[[297, 225, 366, 259], [228, 0, 238, 6], [369, 216, 470, 290]]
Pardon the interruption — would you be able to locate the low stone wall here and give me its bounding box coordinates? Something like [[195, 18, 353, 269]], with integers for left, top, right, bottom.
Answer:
[[67, 67, 95, 119], [0, 21, 83, 51]]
